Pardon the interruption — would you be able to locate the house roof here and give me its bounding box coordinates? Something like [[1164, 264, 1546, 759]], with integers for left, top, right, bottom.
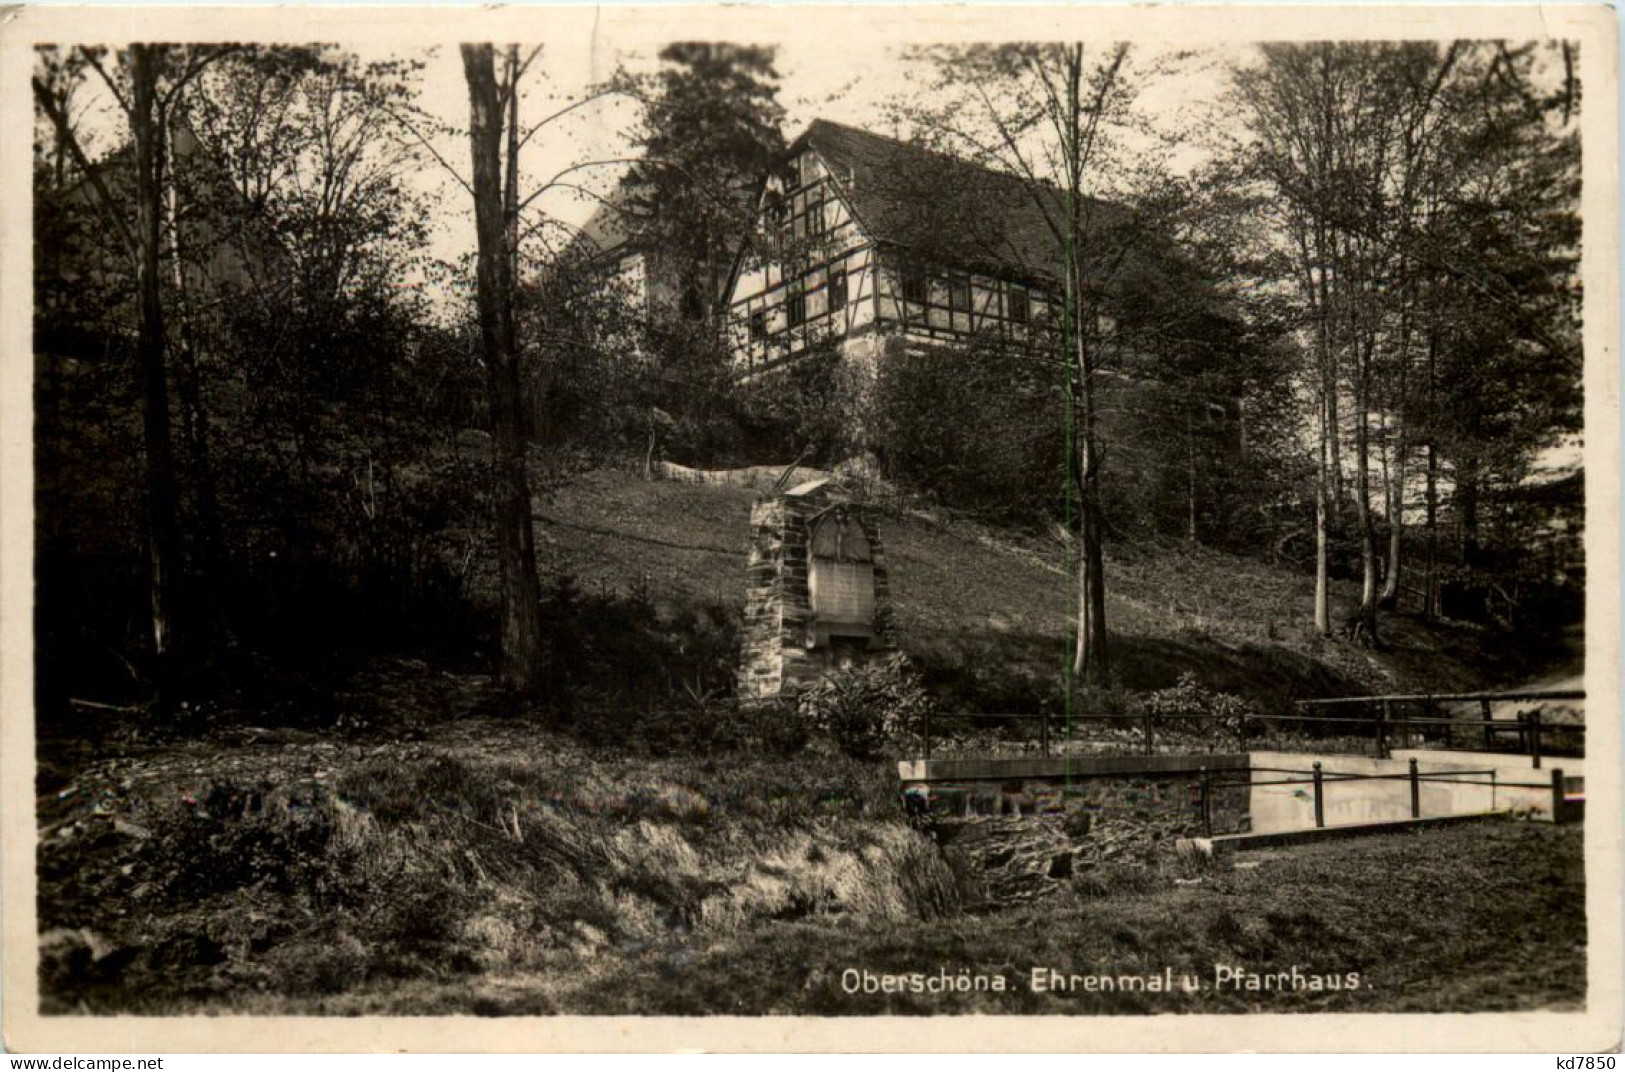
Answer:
[[796, 118, 1124, 283]]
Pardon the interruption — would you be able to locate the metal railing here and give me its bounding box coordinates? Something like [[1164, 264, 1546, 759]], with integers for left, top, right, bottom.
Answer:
[[1195, 760, 1579, 837], [1291, 690, 1585, 767], [916, 710, 1253, 760], [913, 689, 1584, 765]]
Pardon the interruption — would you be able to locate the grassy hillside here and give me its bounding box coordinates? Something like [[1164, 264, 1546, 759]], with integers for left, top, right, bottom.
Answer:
[[534, 466, 1563, 717]]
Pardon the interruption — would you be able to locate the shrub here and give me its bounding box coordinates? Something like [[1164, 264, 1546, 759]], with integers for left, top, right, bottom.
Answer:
[[735, 697, 813, 757], [795, 654, 934, 759], [874, 333, 1063, 527], [1142, 672, 1257, 749]]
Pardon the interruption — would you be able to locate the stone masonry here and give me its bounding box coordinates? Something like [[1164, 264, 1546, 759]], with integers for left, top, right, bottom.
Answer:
[[737, 478, 895, 704], [900, 756, 1252, 907]]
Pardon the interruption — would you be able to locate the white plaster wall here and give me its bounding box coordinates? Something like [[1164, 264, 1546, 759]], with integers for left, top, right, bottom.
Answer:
[[1246, 751, 1571, 832]]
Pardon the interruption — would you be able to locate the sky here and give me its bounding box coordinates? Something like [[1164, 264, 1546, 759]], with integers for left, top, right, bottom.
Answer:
[[386, 39, 1241, 283]]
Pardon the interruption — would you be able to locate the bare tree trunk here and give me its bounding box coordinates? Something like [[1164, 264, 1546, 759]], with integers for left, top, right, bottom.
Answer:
[[1074, 432, 1110, 685], [1186, 407, 1198, 542], [165, 112, 232, 651], [1317, 248, 1343, 511], [132, 45, 185, 695], [464, 43, 545, 694], [1423, 439, 1439, 619], [1379, 431, 1405, 608], [1059, 45, 1109, 688], [1353, 392, 1378, 641], [1314, 394, 1331, 637], [503, 46, 521, 288]]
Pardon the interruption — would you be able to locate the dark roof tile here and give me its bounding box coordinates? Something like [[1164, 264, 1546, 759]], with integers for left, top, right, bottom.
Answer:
[[801, 119, 1121, 283]]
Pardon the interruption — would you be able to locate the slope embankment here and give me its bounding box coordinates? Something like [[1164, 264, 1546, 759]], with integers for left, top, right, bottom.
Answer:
[[532, 466, 1562, 716]]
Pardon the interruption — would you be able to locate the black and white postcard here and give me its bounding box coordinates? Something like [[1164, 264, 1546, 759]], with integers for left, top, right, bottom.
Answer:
[[1, 3, 1618, 1053]]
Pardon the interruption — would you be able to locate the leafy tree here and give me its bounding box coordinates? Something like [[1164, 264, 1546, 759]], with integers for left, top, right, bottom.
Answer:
[[626, 43, 785, 322], [34, 45, 477, 715], [1233, 42, 1581, 639], [735, 335, 872, 465], [33, 44, 238, 703], [894, 43, 1234, 686]]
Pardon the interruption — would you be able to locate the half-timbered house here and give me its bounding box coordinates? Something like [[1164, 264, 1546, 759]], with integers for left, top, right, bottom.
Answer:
[[722, 119, 1084, 377]]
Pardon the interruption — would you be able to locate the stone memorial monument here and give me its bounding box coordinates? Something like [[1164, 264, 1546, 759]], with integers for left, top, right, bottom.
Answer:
[[737, 478, 894, 704]]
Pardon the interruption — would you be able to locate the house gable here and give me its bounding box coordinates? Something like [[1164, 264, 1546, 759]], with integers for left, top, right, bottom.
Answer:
[[723, 120, 1074, 374]]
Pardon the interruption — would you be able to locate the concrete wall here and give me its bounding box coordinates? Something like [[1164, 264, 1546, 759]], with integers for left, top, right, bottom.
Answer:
[[1247, 751, 1573, 832]]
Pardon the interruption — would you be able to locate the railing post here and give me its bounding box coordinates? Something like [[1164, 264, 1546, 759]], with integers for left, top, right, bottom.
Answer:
[[1550, 767, 1565, 824], [1237, 710, 1247, 755], [1531, 709, 1542, 770], [1312, 761, 1325, 829], [1200, 766, 1212, 838], [1377, 701, 1390, 760], [1143, 709, 1154, 756], [1408, 757, 1421, 819], [1480, 699, 1494, 751], [1040, 712, 1050, 759], [923, 708, 932, 761]]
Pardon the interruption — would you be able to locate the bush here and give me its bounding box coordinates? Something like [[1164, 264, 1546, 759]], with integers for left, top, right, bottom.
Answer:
[[736, 697, 813, 757], [795, 654, 934, 759], [874, 333, 1063, 527], [1142, 672, 1257, 749], [735, 338, 873, 466]]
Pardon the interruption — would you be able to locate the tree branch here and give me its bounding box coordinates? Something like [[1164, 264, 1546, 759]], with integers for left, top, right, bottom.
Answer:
[[31, 75, 139, 263]]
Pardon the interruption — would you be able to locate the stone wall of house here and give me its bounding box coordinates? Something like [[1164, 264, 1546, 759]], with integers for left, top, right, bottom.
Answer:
[[737, 479, 895, 705], [909, 770, 1251, 907]]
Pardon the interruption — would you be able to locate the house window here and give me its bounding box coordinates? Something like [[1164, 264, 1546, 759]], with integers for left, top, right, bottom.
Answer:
[[901, 270, 928, 305], [829, 268, 848, 312], [1007, 288, 1029, 324], [749, 309, 767, 341], [786, 283, 806, 327], [948, 279, 971, 312], [805, 200, 826, 237]]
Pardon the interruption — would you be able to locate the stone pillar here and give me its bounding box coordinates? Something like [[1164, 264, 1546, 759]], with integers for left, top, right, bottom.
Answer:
[[737, 478, 894, 706]]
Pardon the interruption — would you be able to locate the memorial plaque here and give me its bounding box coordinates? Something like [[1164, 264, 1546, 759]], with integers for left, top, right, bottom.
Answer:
[[809, 509, 877, 642], [810, 559, 876, 634]]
